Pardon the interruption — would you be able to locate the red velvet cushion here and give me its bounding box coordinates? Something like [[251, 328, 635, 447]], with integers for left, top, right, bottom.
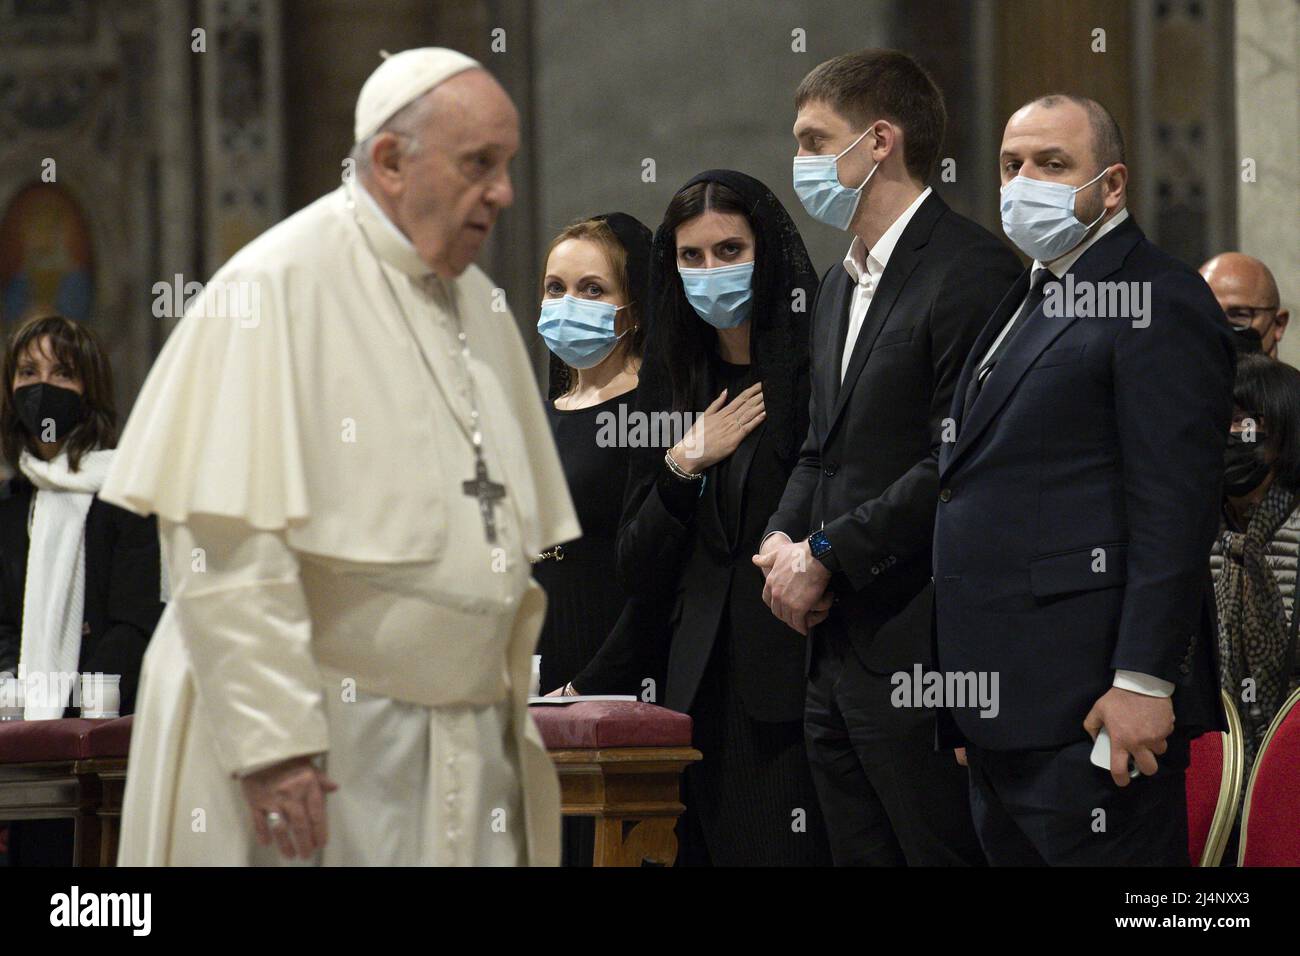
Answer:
[[531, 701, 692, 749], [1242, 704, 1300, 866], [0, 718, 102, 762], [1185, 730, 1224, 865], [0, 715, 134, 763], [85, 715, 134, 758]]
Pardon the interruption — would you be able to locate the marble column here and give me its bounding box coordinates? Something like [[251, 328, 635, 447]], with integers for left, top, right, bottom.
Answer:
[[1235, 0, 1299, 367]]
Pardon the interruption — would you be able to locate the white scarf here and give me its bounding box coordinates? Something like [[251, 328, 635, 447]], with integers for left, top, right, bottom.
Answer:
[[17, 447, 115, 719]]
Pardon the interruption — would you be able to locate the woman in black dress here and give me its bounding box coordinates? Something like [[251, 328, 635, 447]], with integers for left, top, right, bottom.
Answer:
[[616, 170, 831, 866], [531, 212, 653, 697], [530, 213, 657, 868]]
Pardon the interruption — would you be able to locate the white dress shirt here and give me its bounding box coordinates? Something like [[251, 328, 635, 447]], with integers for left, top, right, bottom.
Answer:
[[761, 187, 933, 554], [840, 186, 933, 381]]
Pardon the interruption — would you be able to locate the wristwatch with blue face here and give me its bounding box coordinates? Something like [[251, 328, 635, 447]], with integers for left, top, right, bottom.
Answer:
[[811, 528, 832, 564]]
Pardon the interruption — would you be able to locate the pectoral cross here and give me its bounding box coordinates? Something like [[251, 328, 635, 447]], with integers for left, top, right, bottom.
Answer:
[[462, 449, 507, 543]]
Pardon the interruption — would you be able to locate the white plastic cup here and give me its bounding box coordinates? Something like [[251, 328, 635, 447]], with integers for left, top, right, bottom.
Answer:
[[80, 673, 121, 719], [0, 675, 24, 721], [530, 656, 541, 698]]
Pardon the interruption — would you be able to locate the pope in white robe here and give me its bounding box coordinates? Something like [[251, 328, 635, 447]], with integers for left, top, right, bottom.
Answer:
[[100, 49, 580, 865]]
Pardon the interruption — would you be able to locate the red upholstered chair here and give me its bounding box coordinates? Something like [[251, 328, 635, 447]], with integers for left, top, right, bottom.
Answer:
[[1239, 686, 1300, 866], [1186, 690, 1244, 867]]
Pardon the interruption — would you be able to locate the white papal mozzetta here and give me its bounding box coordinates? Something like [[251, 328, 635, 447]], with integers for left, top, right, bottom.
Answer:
[[100, 48, 580, 866]]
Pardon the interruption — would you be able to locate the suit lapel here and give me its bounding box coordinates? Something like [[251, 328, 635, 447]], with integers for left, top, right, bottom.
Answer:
[[724, 419, 764, 549], [938, 269, 1029, 477], [697, 470, 727, 550], [943, 217, 1145, 477], [821, 272, 853, 434], [826, 192, 947, 441]]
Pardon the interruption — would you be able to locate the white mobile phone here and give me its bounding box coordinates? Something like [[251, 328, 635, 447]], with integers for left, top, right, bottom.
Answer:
[[1090, 727, 1140, 778]]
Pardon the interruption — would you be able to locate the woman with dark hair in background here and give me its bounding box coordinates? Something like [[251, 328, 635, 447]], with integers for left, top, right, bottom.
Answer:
[[0, 314, 163, 865], [615, 170, 830, 866], [1211, 352, 1300, 768]]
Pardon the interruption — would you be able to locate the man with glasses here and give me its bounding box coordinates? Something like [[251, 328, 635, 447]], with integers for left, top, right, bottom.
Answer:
[[1201, 253, 1290, 360]]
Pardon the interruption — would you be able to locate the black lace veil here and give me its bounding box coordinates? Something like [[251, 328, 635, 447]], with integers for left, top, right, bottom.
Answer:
[[621, 169, 816, 529]]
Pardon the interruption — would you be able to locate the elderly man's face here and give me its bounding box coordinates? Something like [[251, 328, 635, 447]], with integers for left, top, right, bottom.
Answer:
[[1200, 253, 1289, 358], [374, 70, 519, 278]]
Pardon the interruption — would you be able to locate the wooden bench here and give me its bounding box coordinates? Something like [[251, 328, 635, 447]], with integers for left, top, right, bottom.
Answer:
[[0, 702, 700, 866], [0, 716, 131, 866]]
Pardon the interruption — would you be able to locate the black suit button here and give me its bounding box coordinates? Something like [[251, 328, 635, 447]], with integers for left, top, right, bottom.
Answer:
[[939, 488, 952, 503], [824, 464, 837, 477]]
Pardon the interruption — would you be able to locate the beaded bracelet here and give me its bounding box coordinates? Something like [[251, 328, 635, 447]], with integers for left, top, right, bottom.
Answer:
[[664, 448, 703, 482]]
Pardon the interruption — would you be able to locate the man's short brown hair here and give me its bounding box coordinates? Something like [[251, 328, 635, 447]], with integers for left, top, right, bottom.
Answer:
[[1023, 93, 1126, 171], [795, 49, 947, 183]]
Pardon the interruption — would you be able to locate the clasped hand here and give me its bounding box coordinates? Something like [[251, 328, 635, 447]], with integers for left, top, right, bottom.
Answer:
[[752, 535, 832, 636]]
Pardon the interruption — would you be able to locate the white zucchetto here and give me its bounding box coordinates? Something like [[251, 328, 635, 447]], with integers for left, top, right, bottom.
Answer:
[[353, 46, 482, 143]]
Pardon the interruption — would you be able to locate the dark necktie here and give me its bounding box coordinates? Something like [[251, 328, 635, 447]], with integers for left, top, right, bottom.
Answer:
[[962, 268, 1055, 420]]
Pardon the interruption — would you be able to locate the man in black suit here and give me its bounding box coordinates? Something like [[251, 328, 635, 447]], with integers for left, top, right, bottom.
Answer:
[[754, 49, 1021, 865], [933, 94, 1235, 865]]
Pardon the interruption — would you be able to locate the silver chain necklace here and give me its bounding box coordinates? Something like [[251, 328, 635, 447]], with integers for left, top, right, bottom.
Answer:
[[347, 187, 507, 543]]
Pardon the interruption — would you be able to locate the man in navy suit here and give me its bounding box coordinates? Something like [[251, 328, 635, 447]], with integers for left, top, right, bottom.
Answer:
[[933, 94, 1235, 865]]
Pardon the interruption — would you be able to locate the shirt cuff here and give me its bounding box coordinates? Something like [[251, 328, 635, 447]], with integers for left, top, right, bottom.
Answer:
[[760, 531, 793, 548], [1113, 669, 1175, 698]]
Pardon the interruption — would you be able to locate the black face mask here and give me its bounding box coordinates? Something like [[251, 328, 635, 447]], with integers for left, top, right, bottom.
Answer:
[[1224, 431, 1272, 496], [13, 383, 85, 444], [1230, 324, 1263, 355]]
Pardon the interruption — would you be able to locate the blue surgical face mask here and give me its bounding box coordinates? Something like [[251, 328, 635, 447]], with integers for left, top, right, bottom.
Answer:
[[999, 166, 1110, 262], [678, 260, 755, 329], [537, 295, 628, 369], [792, 126, 879, 230]]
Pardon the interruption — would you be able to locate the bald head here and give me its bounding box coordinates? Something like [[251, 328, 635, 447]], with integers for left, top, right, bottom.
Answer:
[[1201, 253, 1281, 305], [1021, 94, 1125, 169], [1200, 253, 1289, 358]]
